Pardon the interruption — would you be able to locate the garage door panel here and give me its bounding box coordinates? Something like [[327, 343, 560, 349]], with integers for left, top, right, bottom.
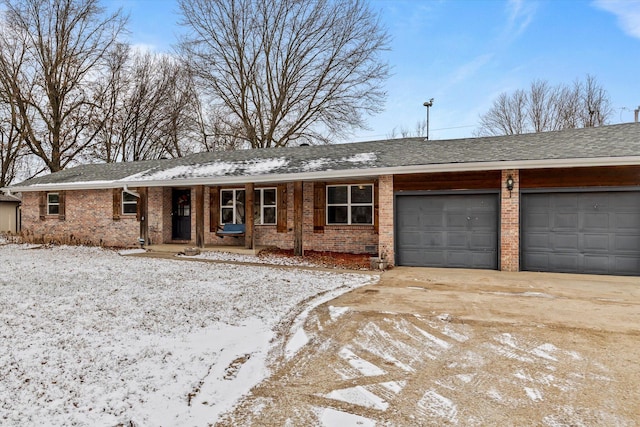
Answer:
[[397, 194, 498, 269], [579, 194, 607, 210], [616, 213, 640, 230], [554, 194, 579, 209], [527, 213, 550, 229], [472, 212, 495, 227], [447, 232, 468, 248], [446, 213, 468, 228], [422, 231, 444, 246], [401, 249, 426, 266], [553, 234, 579, 251], [527, 233, 549, 249], [422, 213, 443, 227], [616, 235, 640, 252], [583, 255, 611, 274], [582, 212, 609, 230], [583, 234, 610, 251], [473, 252, 498, 269], [522, 191, 640, 276], [615, 257, 640, 274], [447, 251, 472, 267], [549, 254, 579, 271], [470, 232, 496, 250], [554, 213, 579, 229], [423, 250, 446, 266]]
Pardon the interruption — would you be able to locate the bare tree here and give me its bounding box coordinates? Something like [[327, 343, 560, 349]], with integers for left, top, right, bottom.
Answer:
[[0, 0, 127, 172], [476, 75, 613, 136], [387, 119, 427, 139], [179, 0, 390, 148], [91, 50, 202, 162], [0, 23, 29, 186]]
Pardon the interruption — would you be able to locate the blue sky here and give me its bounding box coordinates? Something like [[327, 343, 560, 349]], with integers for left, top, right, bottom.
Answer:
[[112, 0, 640, 141]]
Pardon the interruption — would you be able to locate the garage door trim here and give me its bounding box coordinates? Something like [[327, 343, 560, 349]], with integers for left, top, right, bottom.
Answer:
[[394, 189, 501, 269], [520, 186, 640, 276]]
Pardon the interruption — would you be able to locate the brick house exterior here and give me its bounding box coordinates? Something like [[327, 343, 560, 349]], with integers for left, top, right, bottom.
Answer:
[[5, 123, 640, 275]]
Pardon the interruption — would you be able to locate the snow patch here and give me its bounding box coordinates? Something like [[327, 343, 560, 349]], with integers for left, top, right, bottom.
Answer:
[[338, 347, 386, 377], [325, 386, 388, 411], [344, 152, 376, 163], [524, 387, 543, 402], [317, 407, 376, 427], [328, 305, 350, 321], [0, 244, 373, 426]]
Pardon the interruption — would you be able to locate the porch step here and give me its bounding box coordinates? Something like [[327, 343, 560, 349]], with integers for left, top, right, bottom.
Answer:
[[144, 244, 264, 256]]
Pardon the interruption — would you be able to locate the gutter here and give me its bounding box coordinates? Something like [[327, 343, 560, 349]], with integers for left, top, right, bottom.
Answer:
[[4, 155, 640, 192]]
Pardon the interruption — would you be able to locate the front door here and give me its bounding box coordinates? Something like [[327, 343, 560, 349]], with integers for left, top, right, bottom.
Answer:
[[172, 189, 191, 240]]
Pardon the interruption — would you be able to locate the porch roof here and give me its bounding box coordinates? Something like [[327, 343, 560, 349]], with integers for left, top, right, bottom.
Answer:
[[5, 122, 640, 192]]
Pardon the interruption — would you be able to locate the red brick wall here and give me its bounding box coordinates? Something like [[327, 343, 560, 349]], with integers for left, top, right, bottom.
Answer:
[[20, 181, 381, 254], [302, 182, 378, 254], [21, 190, 140, 247], [500, 169, 519, 272]]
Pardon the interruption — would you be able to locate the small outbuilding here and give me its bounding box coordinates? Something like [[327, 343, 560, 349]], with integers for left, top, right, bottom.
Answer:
[[0, 194, 21, 234]]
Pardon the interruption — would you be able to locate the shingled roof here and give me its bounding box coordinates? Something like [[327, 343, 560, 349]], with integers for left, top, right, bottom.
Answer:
[[6, 123, 640, 192]]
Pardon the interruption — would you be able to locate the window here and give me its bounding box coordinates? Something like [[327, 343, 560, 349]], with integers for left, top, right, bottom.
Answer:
[[122, 192, 138, 215], [47, 193, 59, 215], [254, 188, 277, 225], [221, 189, 245, 224], [327, 184, 373, 225], [221, 188, 278, 225]]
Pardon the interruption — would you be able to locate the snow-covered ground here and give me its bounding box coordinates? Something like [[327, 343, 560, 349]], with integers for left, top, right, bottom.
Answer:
[[0, 244, 377, 426]]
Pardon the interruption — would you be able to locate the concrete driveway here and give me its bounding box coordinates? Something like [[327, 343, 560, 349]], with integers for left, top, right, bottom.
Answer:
[[217, 267, 640, 426]]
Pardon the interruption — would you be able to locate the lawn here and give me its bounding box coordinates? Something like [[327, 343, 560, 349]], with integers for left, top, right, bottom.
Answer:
[[0, 243, 376, 426]]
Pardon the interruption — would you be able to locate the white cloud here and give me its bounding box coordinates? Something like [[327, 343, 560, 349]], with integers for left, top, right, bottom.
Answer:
[[593, 0, 640, 39], [505, 0, 538, 37]]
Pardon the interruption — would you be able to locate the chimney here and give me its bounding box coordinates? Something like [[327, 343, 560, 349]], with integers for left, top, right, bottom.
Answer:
[[635, 106, 640, 123]]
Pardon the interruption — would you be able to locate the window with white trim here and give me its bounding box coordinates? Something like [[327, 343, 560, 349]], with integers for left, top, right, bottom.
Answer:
[[326, 184, 373, 225], [254, 188, 277, 225], [47, 193, 59, 215], [221, 189, 246, 224], [122, 191, 138, 215]]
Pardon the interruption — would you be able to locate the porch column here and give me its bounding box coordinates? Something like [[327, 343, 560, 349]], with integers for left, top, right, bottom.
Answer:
[[245, 183, 254, 249], [195, 185, 205, 248], [293, 181, 303, 256], [138, 187, 149, 245], [500, 169, 519, 271], [378, 175, 395, 266]]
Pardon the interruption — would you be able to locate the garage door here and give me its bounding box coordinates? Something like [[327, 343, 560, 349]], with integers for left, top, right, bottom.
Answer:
[[521, 191, 640, 276], [396, 194, 498, 269]]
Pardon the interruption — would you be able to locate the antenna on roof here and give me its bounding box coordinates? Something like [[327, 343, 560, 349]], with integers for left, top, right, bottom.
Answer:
[[423, 98, 434, 140]]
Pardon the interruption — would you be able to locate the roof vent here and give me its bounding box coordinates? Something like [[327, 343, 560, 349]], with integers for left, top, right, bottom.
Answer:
[[299, 143, 310, 147]]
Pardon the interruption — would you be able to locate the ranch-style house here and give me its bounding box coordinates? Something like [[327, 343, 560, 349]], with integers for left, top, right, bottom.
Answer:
[[4, 123, 640, 276]]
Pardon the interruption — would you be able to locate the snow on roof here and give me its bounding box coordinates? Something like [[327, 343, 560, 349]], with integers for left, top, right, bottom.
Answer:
[[6, 123, 640, 191]]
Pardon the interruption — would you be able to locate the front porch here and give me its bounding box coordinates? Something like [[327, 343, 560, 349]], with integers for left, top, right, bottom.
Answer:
[[144, 243, 267, 256]]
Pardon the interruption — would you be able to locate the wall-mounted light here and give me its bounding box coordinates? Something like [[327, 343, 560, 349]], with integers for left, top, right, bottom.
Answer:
[[506, 175, 514, 191], [506, 175, 514, 198]]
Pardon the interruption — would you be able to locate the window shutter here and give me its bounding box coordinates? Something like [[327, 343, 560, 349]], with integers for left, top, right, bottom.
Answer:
[[112, 188, 121, 220], [313, 182, 325, 233], [39, 192, 46, 220], [58, 191, 66, 220], [209, 186, 219, 232], [277, 184, 287, 233], [373, 181, 379, 233]]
